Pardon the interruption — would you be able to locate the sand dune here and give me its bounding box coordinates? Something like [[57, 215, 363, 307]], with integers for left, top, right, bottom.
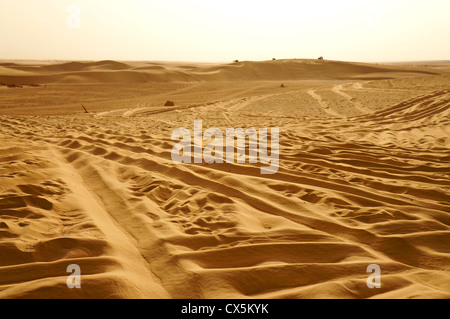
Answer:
[[0, 59, 437, 85], [0, 59, 449, 298]]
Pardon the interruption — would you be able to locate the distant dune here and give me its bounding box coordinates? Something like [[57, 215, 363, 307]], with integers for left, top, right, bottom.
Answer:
[[0, 59, 437, 85]]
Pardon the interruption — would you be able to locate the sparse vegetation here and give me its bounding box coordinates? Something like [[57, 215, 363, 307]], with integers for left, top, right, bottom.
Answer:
[[0, 82, 40, 88]]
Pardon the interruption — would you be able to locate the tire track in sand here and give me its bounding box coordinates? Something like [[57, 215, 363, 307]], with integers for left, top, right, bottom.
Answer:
[[307, 89, 343, 117], [332, 84, 374, 114]]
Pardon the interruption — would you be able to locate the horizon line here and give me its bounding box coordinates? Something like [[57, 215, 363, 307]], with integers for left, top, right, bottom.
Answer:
[[1, 58, 450, 64]]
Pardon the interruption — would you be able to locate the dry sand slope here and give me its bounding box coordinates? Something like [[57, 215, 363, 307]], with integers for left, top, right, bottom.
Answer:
[[0, 59, 449, 298]]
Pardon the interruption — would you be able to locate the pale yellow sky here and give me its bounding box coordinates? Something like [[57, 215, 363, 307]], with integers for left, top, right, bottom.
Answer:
[[1, 0, 449, 62]]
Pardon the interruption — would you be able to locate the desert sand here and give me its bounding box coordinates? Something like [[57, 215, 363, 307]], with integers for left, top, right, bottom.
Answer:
[[0, 59, 449, 298]]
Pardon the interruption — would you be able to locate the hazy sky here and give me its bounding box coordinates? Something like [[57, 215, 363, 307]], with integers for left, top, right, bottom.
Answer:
[[1, 0, 449, 62]]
